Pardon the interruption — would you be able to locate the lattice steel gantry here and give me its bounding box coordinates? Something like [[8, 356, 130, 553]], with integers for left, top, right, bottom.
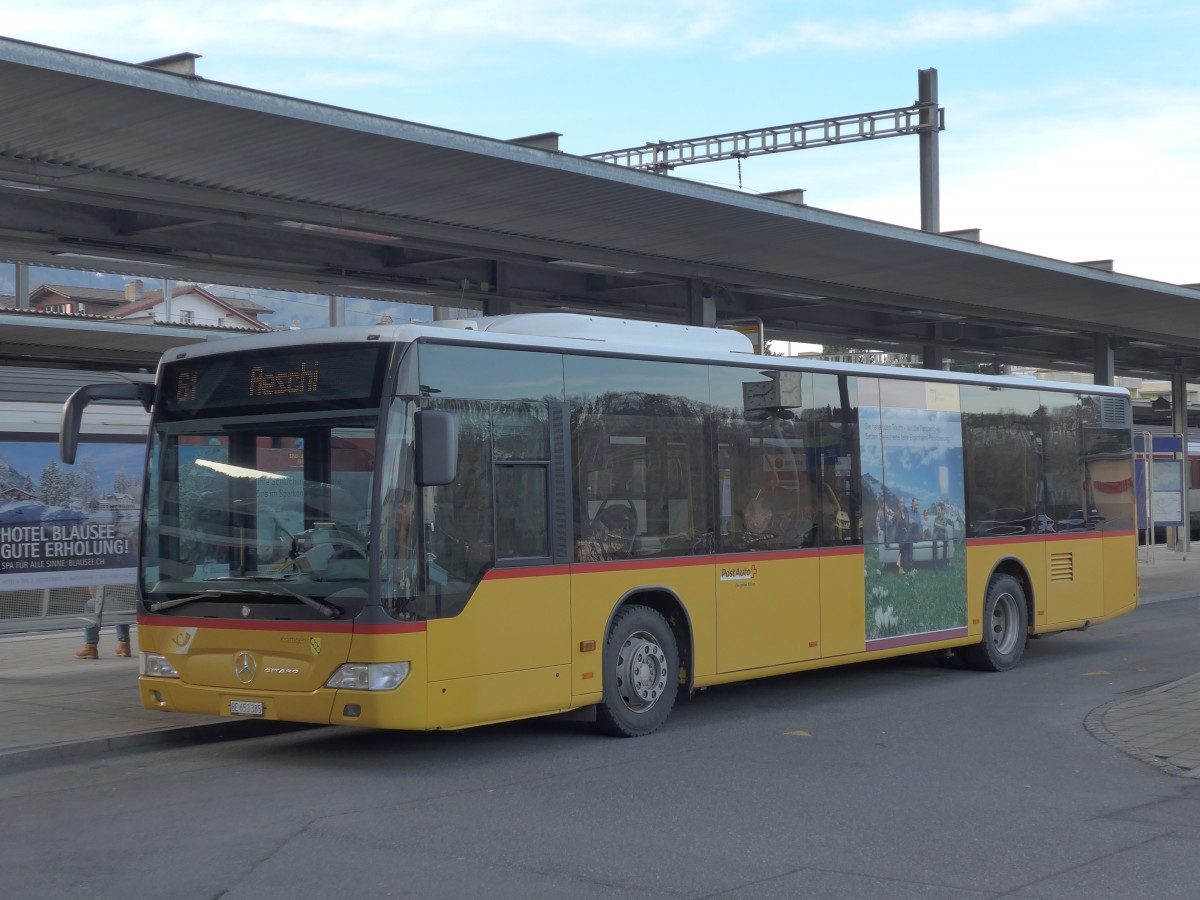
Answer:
[[587, 69, 944, 233], [585, 102, 943, 174]]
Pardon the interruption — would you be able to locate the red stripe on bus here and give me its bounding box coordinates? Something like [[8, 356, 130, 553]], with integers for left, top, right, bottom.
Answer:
[[484, 565, 572, 580], [969, 530, 1133, 548], [866, 627, 968, 651], [715, 549, 821, 565], [1043, 530, 1137, 542], [136, 615, 352, 632], [819, 545, 863, 558], [570, 556, 710, 575], [351, 622, 428, 634], [137, 615, 428, 634], [570, 546, 861, 575]]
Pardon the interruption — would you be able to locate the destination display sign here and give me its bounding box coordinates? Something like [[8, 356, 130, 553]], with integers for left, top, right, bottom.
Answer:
[[158, 345, 387, 419]]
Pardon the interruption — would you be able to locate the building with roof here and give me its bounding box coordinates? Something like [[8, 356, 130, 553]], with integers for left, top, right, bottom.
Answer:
[[27, 283, 129, 316], [110, 281, 272, 330], [27, 279, 273, 330]]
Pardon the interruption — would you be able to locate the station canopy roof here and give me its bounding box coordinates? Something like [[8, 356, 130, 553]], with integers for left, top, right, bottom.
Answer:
[[2, 36, 1200, 377]]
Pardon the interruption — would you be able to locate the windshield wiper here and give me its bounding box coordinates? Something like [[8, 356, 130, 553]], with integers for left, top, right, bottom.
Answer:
[[147, 590, 223, 613], [210, 576, 342, 618]]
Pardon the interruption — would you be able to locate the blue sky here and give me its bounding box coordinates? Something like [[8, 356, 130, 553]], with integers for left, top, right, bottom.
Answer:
[[3, 0, 1198, 289], [1, 440, 143, 488]]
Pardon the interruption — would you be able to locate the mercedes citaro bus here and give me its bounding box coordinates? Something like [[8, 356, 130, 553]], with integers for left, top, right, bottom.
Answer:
[[61, 313, 1138, 736]]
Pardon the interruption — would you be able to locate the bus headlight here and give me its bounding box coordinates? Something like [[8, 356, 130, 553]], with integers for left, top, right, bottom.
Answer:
[[325, 662, 410, 691], [140, 653, 180, 678]]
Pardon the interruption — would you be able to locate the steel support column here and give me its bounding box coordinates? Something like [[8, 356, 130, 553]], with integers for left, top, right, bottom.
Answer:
[[15, 262, 29, 309], [688, 280, 716, 328], [1171, 373, 1188, 441], [483, 263, 512, 317], [1093, 335, 1114, 386], [1171, 372, 1190, 551], [918, 68, 940, 234]]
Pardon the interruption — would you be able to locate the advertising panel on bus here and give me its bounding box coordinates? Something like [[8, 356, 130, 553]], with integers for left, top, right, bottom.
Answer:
[[858, 379, 967, 648]]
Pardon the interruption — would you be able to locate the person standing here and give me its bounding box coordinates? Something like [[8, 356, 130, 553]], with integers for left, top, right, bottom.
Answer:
[[74, 584, 131, 659], [932, 502, 950, 569], [892, 500, 911, 574], [903, 498, 919, 573]]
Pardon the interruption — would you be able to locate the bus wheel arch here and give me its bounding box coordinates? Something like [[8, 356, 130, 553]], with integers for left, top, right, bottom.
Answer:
[[991, 558, 1035, 634], [960, 560, 1031, 672], [595, 589, 691, 737]]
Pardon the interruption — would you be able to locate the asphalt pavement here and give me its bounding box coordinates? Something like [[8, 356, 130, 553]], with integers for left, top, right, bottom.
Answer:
[[2, 547, 1198, 774]]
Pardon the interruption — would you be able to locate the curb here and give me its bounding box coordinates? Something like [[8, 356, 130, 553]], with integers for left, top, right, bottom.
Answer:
[[0, 719, 315, 773], [1083, 673, 1200, 779]]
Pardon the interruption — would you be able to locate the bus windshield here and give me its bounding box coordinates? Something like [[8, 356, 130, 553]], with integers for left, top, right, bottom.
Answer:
[[143, 410, 378, 606]]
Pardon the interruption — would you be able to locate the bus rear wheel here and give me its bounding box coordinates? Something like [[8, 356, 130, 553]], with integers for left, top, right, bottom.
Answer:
[[595, 605, 679, 737], [960, 574, 1028, 672]]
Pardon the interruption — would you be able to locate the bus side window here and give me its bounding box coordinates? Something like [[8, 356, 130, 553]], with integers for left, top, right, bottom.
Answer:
[[423, 401, 494, 616], [495, 465, 550, 560], [493, 403, 551, 563]]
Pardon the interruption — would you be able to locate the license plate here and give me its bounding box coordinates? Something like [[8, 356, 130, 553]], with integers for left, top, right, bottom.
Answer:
[[229, 700, 264, 717]]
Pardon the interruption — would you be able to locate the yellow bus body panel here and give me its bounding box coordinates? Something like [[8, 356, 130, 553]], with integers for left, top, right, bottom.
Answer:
[[425, 571, 573, 727], [819, 548, 867, 658], [426, 571, 571, 681], [1042, 535, 1105, 627], [1102, 531, 1139, 621], [426, 665, 572, 729], [715, 551, 820, 672]]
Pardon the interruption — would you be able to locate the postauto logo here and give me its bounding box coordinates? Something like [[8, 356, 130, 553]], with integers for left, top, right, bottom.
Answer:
[[719, 563, 758, 582]]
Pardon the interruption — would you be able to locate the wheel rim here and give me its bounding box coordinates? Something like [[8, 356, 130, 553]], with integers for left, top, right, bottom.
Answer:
[[988, 590, 1021, 656], [614, 630, 669, 713]]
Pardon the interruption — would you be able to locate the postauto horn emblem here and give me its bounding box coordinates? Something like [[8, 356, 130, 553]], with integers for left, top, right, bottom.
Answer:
[[234, 651, 257, 684]]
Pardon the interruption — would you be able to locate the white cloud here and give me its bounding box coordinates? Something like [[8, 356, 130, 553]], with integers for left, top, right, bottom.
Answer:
[[743, 0, 1114, 54], [817, 84, 1200, 286], [1, 0, 743, 103], [3, 0, 735, 62]]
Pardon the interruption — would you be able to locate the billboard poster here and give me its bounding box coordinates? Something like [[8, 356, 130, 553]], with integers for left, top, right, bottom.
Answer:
[[858, 379, 968, 649], [0, 438, 143, 590]]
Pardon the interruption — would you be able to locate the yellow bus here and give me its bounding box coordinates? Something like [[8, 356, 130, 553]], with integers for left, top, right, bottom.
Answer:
[[61, 313, 1138, 737]]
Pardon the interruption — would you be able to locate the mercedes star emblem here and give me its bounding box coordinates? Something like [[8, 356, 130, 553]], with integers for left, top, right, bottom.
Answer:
[[233, 651, 257, 684]]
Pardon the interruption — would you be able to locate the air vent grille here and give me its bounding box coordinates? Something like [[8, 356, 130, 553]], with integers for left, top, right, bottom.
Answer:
[[1100, 396, 1131, 428], [1050, 551, 1074, 582]]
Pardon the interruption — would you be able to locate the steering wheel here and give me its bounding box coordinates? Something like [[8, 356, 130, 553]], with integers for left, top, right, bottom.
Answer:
[[593, 498, 638, 537]]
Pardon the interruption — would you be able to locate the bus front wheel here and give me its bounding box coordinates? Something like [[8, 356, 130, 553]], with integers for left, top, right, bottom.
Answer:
[[960, 574, 1028, 672], [595, 605, 679, 737]]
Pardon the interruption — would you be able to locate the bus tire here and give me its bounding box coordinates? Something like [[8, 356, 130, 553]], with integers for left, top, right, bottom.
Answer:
[[595, 605, 679, 737], [960, 574, 1028, 672]]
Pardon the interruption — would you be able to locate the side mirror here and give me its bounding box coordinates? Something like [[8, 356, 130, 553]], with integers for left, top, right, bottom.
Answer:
[[61, 380, 154, 465], [415, 410, 458, 486]]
